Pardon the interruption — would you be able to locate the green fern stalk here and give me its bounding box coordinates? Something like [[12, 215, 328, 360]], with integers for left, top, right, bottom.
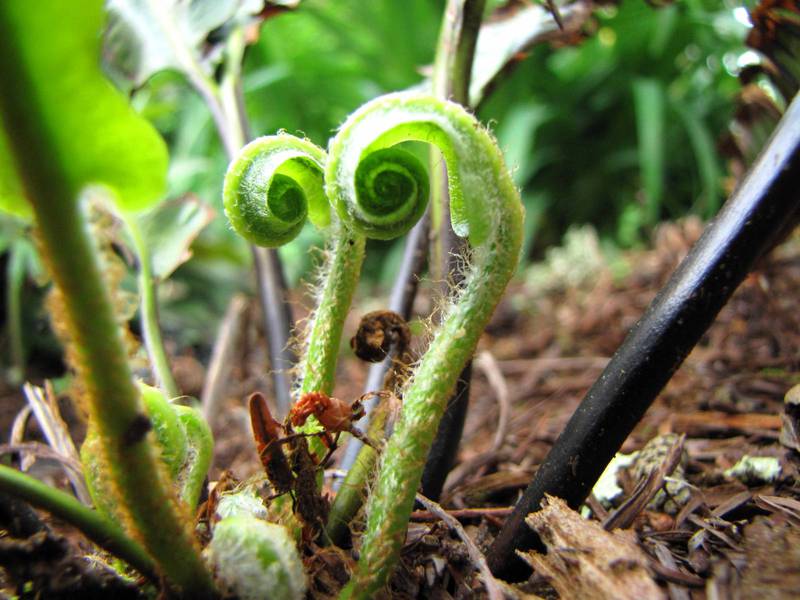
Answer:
[[296, 220, 365, 399], [0, 70, 215, 600], [327, 93, 524, 598], [127, 220, 180, 398], [326, 397, 391, 544], [223, 135, 366, 447], [21, 195, 214, 597]]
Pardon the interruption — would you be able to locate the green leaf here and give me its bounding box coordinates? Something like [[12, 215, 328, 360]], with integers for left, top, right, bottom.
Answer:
[[0, 127, 27, 218], [0, 1, 169, 216], [104, 0, 296, 89], [136, 195, 215, 280], [633, 78, 665, 226]]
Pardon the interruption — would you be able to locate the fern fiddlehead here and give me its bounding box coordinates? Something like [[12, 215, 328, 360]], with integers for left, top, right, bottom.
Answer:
[[224, 135, 364, 423], [224, 134, 330, 248], [326, 93, 524, 598], [223, 95, 523, 596], [223, 133, 428, 429]]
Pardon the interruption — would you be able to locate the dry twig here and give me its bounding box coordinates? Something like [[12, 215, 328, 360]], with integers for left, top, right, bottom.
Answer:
[[201, 294, 249, 424], [415, 493, 504, 600], [477, 351, 510, 453]]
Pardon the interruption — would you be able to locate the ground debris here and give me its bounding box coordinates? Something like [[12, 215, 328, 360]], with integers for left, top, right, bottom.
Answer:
[[0, 530, 142, 599], [522, 495, 664, 600], [780, 383, 800, 452], [739, 516, 800, 599]]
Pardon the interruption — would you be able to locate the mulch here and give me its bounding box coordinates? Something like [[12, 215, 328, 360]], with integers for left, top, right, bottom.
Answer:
[[2, 217, 798, 599]]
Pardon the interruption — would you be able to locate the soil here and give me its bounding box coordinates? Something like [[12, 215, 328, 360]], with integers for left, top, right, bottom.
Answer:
[[2, 218, 799, 599]]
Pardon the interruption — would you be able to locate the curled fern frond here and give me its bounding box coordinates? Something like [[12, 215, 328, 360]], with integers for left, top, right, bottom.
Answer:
[[223, 134, 328, 247], [329, 92, 524, 599], [340, 146, 429, 239]]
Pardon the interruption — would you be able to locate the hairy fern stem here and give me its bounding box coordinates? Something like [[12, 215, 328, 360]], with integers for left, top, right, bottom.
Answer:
[[327, 93, 524, 598], [223, 93, 523, 596]]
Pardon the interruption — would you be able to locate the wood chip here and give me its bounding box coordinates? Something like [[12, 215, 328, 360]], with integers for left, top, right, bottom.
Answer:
[[740, 517, 800, 598], [670, 412, 781, 437], [522, 495, 665, 600], [603, 435, 685, 531], [753, 494, 800, 527]]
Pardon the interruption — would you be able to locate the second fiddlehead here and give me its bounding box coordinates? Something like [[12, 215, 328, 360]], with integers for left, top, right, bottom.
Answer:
[[224, 136, 365, 460], [327, 93, 524, 598]]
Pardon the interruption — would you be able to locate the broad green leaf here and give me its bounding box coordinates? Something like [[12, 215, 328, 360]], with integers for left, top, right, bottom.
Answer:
[[0, 127, 27, 218], [136, 195, 215, 280], [0, 1, 168, 216], [104, 0, 298, 89]]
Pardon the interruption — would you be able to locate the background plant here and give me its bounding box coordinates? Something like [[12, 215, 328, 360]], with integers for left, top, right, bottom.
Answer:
[[0, 2, 216, 595], [0, 1, 754, 382]]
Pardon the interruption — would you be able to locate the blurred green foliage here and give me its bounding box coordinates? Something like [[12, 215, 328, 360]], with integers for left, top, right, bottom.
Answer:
[[1, 0, 757, 368], [487, 0, 750, 252]]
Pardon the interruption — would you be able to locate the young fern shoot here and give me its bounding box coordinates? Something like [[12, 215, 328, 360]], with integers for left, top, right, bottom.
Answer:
[[223, 134, 330, 249], [0, 3, 216, 595], [224, 130, 429, 458], [326, 93, 524, 599], [223, 135, 365, 456]]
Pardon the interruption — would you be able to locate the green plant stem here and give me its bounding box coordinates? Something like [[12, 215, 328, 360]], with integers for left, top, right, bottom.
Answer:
[[0, 88, 215, 592], [219, 27, 250, 151], [326, 397, 390, 545], [295, 225, 366, 461], [328, 93, 524, 599], [127, 220, 180, 399], [0, 465, 157, 581], [343, 228, 521, 597], [433, 0, 486, 102], [298, 227, 366, 399], [0, 5, 215, 593], [30, 194, 214, 596]]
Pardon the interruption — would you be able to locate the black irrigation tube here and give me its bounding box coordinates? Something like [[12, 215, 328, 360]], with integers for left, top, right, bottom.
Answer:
[[488, 92, 800, 581], [420, 360, 472, 499]]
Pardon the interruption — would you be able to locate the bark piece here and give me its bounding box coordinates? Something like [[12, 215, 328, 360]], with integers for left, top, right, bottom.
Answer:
[[521, 495, 664, 600]]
